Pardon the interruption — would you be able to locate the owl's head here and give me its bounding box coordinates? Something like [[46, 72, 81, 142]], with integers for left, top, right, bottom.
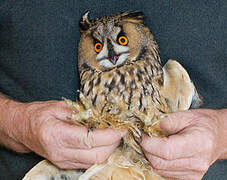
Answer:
[[78, 11, 159, 73]]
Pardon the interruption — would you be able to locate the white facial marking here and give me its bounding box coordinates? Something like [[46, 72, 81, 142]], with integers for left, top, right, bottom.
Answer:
[[116, 53, 129, 66], [98, 53, 129, 69], [96, 38, 130, 69], [99, 59, 116, 68], [114, 43, 129, 54]]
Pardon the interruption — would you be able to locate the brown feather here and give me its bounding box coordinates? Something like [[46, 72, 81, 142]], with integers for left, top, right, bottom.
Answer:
[[23, 11, 201, 180]]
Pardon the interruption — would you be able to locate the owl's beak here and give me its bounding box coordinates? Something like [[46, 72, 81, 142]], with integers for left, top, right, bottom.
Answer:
[[107, 39, 119, 65], [108, 55, 119, 65]]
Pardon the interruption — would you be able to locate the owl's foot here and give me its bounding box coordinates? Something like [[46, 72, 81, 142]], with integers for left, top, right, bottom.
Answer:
[[133, 111, 167, 137], [64, 92, 120, 129], [64, 93, 102, 129], [64, 96, 93, 125]]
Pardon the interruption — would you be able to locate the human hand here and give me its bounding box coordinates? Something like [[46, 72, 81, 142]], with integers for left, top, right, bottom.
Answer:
[[9, 100, 126, 169], [140, 109, 226, 180]]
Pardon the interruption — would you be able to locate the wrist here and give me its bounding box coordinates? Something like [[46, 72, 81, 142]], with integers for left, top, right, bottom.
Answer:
[[0, 97, 30, 152], [0, 97, 15, 137], [216, 109, 227, 159]]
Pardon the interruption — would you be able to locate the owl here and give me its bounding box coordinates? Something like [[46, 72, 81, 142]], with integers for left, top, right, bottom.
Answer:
[[23, 11, 202, 180]]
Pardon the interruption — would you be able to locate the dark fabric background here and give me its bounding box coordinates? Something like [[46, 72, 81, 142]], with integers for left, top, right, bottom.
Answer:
[[0, 0, 226, 179]]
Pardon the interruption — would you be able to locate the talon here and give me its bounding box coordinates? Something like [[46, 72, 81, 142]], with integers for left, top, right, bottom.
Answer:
[[133, 110, 168, 137], [133, 111, 153, 126], [63, 97, 73, 107], [79, 92, 91, 109]]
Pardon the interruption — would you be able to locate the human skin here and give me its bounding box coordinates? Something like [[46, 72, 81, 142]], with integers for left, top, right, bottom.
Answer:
[[140, 109, 227, 180], [1, 94, 227, 179], [0, 95, 127, 169]]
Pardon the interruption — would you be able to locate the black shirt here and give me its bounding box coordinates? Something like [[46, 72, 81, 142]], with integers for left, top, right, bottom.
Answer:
[[0, 1, 226, 179]]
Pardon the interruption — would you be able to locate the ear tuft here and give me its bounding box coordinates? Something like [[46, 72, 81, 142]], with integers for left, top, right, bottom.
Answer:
[[121, 11, 144, 24], [79, 11, 92, 32]]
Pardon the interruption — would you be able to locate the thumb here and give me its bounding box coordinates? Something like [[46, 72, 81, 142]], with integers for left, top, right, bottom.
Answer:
[[160, 110, 200, 135]]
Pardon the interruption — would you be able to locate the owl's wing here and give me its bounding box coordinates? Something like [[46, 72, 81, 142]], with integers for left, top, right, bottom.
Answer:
[[22, 160, 83, 180], [22, 149, 165, 180], [78, 147, 164, 180], [160, 60, 202, 112]]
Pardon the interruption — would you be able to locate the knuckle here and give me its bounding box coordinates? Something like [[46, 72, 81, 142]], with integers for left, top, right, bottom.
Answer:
[[54, 162, 69, 169], [146, 155, 165, 170], [39, 128, 48, 143], [39, 125, 53, 146], [86, 131, 96, 148], [189, 172, 205, 180], [197, 160, 209, 172], [57, 164, 66, 169], [95, 151, 107, 164], [151, 159, 163, 169], [205, 137, 215, 151], [185, 175, 203, 180], [162, 146, 174, 160], [47, 151, 60, 161], [48, 153, 57, 162], [48, 151, 66, 163], [39, 131, 63, 162]]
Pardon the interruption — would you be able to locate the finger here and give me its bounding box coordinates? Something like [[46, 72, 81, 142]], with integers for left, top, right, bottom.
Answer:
[[145, 152, 208, 172], [155, 169, 203, 180], [160, 110, 201, 135], [54, 160, 92, 169], [82, 128, 127, 148], [140, 131, 205, 160], [62, 141, 120, 164], [57, 121, 127, 148]]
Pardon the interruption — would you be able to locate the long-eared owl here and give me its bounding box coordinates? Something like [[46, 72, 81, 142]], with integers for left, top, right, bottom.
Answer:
[[23, 11, 202, 180], [78, 11, 167, 116]]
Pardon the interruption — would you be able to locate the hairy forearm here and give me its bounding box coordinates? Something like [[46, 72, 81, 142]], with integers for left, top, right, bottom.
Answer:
[[0, 94, 30, 153]]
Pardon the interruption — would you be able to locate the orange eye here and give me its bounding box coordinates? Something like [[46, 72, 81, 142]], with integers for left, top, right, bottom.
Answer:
[[94, 42, 103, 53], [118, 36, 128, 46]]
